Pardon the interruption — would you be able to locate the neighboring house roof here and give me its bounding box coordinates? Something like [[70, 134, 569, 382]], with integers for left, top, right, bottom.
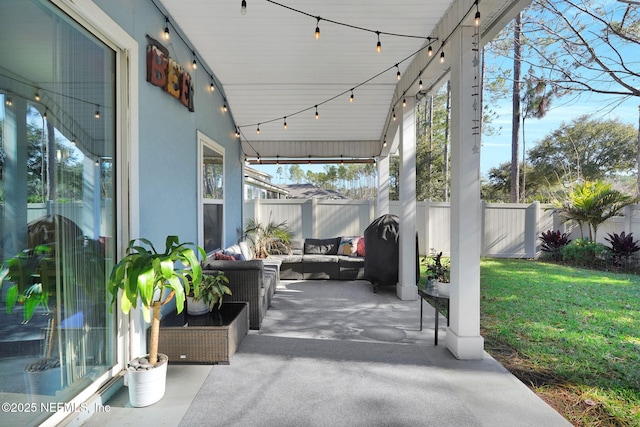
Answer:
[[283, 184, 350, 200]]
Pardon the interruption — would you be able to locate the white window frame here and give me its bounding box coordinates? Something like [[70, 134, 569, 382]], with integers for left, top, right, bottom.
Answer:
[[197, 131, 225, 251]]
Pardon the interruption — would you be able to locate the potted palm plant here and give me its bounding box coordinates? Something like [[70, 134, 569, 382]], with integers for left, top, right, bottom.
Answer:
[[107, 235, 204, 407], [186, 271, 231, 316]]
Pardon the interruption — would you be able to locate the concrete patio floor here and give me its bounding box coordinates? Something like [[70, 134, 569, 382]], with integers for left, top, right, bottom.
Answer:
[[78, 280, 571, 427]]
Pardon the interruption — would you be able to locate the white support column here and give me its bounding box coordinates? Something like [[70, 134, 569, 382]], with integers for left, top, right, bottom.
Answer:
[[397, 97, 417, 300], [446, 26, 484, 359], [377, 155, 390, 216]]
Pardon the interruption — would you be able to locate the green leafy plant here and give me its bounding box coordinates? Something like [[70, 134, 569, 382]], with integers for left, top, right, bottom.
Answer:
[[550, 180, 636, 241], [191, 271, 231, 312], [107, 236, 205, 365], [422, 250, 450, 283], [243, 215, 292, 258], [560, 238, 609, 267], [0, 245, 53, 323]]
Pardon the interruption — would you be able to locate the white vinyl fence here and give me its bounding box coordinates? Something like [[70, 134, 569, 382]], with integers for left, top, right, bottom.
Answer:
[[245, 199, 640, 258]]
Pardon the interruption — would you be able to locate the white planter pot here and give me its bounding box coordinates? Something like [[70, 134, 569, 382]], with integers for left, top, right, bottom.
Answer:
[[436, 281, 450, 296], [126, 353, 168, 407], [186, 296, 209, 316]]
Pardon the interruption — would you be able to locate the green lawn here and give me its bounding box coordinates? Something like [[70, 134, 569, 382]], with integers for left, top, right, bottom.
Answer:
[[420, 258, 640, 425], [478, 259, 640, 426]]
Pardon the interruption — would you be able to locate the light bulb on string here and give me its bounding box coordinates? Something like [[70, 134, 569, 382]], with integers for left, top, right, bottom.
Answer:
[[349, 90, 354, 103], [440, 51, 445, 63], [5, 95, 12, 106], [428, 45, 433, 57], [315, 17, 321, 40], [43, 109, 48, 119], [210, 77, 215, 92], [392, 108, 396, 121], [402, 97, 407, 108], [222, 102, 228, 113], [396, 64, 401, 80], [163, 17, 170, 40], [474, 1, 481, 26], [315, 105, 319, 119], [192, 52, 197, 70], [235, 127, 240, 138], [94, 105, 101, 119], [256, 124, 260, 135], [283, 117, 288, 129], [419, 75, 423, 90], [241, 0, 247, 15], [376, 31, 381, 53], [34, 91, 41, 101]]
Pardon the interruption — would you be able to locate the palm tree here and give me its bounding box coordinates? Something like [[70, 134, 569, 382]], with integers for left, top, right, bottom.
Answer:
[[552, 180, 637, 241]]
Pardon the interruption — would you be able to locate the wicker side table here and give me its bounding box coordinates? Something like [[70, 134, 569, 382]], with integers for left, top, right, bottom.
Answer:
[[154, 302, 249, 364]]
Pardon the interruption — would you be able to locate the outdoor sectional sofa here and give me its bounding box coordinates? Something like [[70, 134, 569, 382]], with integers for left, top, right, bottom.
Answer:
[[201, 246, 280, 330], [200, 236, 366, 329], [269, 236, 366, 281]]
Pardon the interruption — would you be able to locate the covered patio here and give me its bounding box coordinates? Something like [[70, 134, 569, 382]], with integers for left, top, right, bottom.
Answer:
[[80, 280, 570, 426], [158, 0, 531, 360]]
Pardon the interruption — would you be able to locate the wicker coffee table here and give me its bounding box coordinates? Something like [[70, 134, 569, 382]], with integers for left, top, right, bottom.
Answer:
[[154, 302, 249, 364]]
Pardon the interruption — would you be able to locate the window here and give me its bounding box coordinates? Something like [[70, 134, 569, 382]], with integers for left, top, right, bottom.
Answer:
[[0, 1, 116, 424], [199, 134, 224, 252]]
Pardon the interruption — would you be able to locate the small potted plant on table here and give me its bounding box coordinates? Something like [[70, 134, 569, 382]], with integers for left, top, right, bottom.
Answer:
[[186, 271, 231, 316], [107, 235, 204, 407]]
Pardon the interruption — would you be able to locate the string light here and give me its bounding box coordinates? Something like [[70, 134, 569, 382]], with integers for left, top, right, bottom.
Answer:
[[283, 117, 287, 129], [402, 97, 407, 108], [5, 95, 12, 106], [349, 89, 354, 103], [163, 17, 170, 40], [222, 102, 228, 113], [474, 1, 481, 26], [428, 45, 433, 57], [192, 51, 197, 70], [315, 105, 319, 119], [235, 127, 240, 137], [440, 51, 445, 63], [392, 108, 396, 121], [419, 73, 423, 90], [34, 91, 41, 101], [376, 31, 381, 53], [94, 105, 100, 119], [315, 17, 321, 40], [241, 0, 247, 15], [210, 77, 215, 92], [263, 0, 435, 48], [396, 64, 401, 80], [256, 124, 260, 134], [43, 109, 47, 119]]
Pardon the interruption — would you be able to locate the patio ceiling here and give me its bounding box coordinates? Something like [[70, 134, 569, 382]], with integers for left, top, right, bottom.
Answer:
[[160, 0, 530, 161]]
